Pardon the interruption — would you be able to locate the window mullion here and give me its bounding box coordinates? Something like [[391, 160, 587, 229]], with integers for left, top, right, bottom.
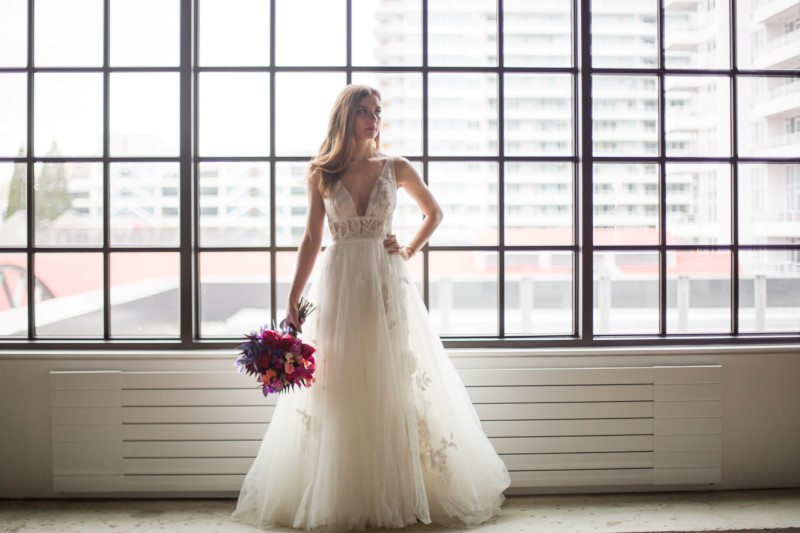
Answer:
[[102, 0, 111, 340], [269, 0, 277, 330], [180, 0, 195, 347], [730, 0, 740, 336], [658, 0, 667, 337], [579, 0, 593, 341], [26, 0, 35, 340], [497, 0, 505, 338]]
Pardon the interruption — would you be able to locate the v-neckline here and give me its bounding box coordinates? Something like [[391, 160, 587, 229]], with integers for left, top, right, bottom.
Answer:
[[339, 158, 389, 218]]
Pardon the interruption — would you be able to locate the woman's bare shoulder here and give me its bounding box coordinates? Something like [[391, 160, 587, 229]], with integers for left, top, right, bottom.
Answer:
[[390, 156, 419, 185]]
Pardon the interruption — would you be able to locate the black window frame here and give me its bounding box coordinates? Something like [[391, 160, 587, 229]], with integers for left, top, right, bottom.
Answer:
[[0, 0, 797, 350]]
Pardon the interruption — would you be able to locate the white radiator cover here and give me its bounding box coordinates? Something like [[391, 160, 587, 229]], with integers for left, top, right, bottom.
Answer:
[[50, 365, 722, 493]]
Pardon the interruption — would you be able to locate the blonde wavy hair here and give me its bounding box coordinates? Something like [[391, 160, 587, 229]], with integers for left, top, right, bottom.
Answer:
[[310, 84, 382, 198]]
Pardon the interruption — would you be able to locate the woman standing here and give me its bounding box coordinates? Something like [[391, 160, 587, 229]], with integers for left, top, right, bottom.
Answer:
[[232, 84, 509, 531]]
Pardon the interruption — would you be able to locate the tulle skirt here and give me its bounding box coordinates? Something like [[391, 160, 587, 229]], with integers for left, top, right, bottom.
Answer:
[[232, 237, 510, 531]]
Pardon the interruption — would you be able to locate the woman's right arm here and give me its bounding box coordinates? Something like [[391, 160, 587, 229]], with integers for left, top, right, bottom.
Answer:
[[285, 170, 326, 333]]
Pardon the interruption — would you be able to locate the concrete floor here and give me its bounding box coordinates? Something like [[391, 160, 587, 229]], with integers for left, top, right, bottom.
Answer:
[[1, 489, 799, 533]]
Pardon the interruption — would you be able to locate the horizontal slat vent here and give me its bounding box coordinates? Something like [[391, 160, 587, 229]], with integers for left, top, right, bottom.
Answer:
[[50, 365, 722, 493]]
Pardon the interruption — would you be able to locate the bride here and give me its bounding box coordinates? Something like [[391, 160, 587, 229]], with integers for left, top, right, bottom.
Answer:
[[232, 84, 510, 531]]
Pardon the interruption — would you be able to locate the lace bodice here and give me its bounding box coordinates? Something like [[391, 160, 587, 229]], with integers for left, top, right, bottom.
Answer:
[[323, 157, 396, 241]]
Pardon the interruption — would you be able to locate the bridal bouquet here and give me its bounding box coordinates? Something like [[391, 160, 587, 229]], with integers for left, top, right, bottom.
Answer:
[[235, 298, 316, 396]]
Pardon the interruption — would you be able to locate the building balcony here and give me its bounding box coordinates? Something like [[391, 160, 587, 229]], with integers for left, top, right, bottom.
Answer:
[[664, 0, 699, 9], [753, 28, 800, 69], [591, 0, 658, 14], [769, 78, 800, 99], [749, 211, 800, 239], [753, 131, 800, 157], [748, 259, 800, 275], [753, 79, 800, 118], [663, 18, 721, 54], [753, 0, 800, 24]]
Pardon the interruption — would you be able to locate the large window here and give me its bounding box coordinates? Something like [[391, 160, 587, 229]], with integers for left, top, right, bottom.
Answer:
[[0, 0, 798, 348]]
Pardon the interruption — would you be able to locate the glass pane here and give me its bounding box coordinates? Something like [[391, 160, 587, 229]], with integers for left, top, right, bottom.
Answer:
[[0, 75, 26, 156], [275, 73, 346, 156], [275, 0, 345, 66], [428, 162, 497, 246], [199, 0, 270, 67], [35, 162, 103, 247], [199, 162, 270, 248], [739, 250, 800, 333], [110, 252, 179, 337], [0, 162, 26, 246], [736, 1, 800, 70], [34, 73, 103, 157], [352, 0, 421, 66], [505, 74, 572, 157], [428, 0, 497, 67], [199, 73, 270, 157], [275, 162, 333, 248], [110, 163, 179, 247], [593, 252, 659, 335], [506, 252, 573, 336], [428, 73, 497, 156], [0, 253, 28, 337], [505, 162, 573, 246], [276, 250, 321, 325], [664, 0, 730, 69], [591, 0, 657, 69], [667, 250, 731, 334], [405, 246, 425, 301], [393, 161, 424, 248], [199, 251, 269, 338], [429, 251, 497, 336], [351, 72, 423, 156], [737, 77, 800, 158], [35, 252, 103, 337], [593, 163, 659, 246], [34, 0, 102, 67], [738, 164, 800, 245], [592, 76, 658, 157], [665, 76, 731, 157], [666, 163, 731, 245], [504, 0, 572, 68], [0, 0, 27, 67], [110, 73, 179, 156], [111, 0, 179, 67], [276, 251, 295, 327]]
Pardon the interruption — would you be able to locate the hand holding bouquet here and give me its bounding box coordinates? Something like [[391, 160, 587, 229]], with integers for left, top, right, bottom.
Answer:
[[235, 298, 316, 396]]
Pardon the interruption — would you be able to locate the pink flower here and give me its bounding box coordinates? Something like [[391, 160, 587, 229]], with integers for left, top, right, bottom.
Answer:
[[301, 343, 315, 357], [279, 333, 296, 351], [261, 329, 280, 349], [284, 361, 295, 375]]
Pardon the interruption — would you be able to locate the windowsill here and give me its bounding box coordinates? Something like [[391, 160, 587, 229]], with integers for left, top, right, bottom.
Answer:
[[1, 343, 798, 360]]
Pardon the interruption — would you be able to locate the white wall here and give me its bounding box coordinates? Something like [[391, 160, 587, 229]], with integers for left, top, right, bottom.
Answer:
[[1, 346, 799, 498]]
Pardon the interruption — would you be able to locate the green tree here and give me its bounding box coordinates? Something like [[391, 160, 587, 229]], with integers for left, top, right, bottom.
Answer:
[[35, 141, 72, 223], [4, 146, 26, 219]]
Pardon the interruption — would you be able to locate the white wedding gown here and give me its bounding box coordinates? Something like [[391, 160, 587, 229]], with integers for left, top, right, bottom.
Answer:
[[232, 157, 510, 531]]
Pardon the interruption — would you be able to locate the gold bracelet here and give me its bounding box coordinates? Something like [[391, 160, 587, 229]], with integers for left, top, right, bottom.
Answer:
[[403, 245, 415, 258]]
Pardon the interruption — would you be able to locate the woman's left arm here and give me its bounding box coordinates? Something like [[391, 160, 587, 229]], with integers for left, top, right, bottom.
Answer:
[[385, 157, 443, 260]]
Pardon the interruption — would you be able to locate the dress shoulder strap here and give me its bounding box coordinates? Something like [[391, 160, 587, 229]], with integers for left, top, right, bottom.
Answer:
[[385, 156, 396, 188]]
